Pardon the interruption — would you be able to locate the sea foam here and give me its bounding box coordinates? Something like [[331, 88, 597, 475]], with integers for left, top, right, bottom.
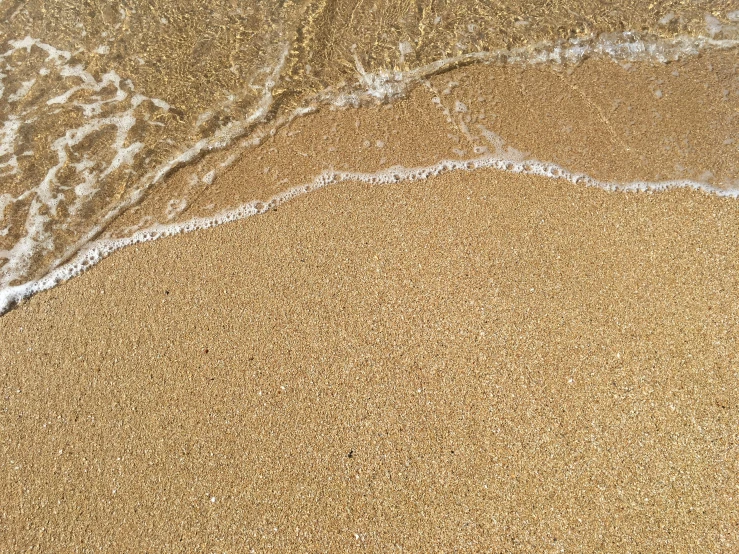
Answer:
[[0, 31, 738, 315], [1, 154, 736, 315]]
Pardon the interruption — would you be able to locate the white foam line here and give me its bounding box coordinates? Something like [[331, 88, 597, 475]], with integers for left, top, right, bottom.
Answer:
[[333, 32, 739, 106], [1, 31, 738, 315], [2, 32, 735, 298], [1, 155, 736, 315], [145, 43, 291, 187]]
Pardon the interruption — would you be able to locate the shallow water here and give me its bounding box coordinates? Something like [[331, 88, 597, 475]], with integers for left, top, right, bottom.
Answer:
[[1, 1, 738, 313]]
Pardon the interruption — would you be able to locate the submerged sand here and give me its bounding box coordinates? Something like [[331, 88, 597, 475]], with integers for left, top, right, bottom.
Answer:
[[2, 52, 739, 551]]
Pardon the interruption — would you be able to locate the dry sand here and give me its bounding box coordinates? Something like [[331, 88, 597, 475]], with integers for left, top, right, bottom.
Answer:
[[2, 55, 739, 552]]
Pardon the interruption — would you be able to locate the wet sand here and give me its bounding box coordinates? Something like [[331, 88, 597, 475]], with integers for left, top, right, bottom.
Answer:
[[2, 55, 739, 551]]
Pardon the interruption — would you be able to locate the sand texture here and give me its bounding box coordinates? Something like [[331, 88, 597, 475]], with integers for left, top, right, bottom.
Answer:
[[2, 170, 739, 551], [2, 54, 739, 552]]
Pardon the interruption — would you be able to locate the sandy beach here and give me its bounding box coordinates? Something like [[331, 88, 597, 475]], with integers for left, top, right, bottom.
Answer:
[[2, 35, 739, 552], [3, 166, 739, 551]]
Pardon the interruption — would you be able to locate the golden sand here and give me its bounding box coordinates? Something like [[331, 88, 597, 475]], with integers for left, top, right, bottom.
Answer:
[[2, 170, 739, 551], [2, 54, 739, 551]]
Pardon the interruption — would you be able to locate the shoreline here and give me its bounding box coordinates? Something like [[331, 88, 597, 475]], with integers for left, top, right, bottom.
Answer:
[[2, 42, 739, 551], [4, 156, 736, 318], [3, 46, 738, 317]]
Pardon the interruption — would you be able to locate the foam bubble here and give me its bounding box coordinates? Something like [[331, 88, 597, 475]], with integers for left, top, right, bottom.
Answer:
[[705, 14, 724, 37], [659, 13, 677, 26], [329, 32, 738, 111], [0, 116, 22, 176]]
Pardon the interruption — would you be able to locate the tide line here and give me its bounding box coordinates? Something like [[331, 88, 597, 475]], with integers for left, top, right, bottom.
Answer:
[[1, 154, 734, 316]]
